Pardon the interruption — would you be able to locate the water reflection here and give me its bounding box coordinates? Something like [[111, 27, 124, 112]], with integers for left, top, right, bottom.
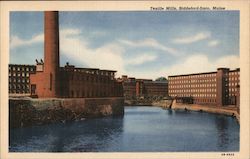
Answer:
[[167, 109, 173, 115], [10, 116, 124, 152], [10, 106, 239, 152], [215, 116, 229, 150]]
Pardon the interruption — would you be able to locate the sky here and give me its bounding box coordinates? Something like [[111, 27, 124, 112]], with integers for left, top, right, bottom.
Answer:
[[10, 11, 239, 79]]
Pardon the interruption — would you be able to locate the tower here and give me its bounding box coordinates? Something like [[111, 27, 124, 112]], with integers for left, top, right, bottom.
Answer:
[[44, 11, 60, 97], [216, 68, 229, 106], [30, 11, 60, 98]]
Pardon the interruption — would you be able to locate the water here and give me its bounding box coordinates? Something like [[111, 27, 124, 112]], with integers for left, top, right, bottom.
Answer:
[[9, 106, 239, 152]]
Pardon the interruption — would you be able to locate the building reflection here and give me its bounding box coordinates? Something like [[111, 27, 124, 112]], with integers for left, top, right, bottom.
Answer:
[[215, 116, 229, 149]]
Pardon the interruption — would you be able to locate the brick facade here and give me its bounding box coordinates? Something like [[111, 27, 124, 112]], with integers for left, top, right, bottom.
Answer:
[[30, 11, 123, 98], [168, 68, 240, 106], [121, 76, 136, 100], [9, 64, 36, 95], [30, 11, 60, 98], [120, 76, 168, 99]]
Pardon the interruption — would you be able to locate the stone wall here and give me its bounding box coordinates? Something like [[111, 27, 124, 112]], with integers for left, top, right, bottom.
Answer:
[[9, 97, 124, 128], [171, 99, 240, 123]]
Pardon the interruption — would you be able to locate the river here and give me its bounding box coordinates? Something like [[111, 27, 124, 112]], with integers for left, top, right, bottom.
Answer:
[[9, 106, 239, 152]]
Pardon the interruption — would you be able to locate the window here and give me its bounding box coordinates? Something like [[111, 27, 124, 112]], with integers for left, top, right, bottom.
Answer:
[[50, 73, 52, 90]]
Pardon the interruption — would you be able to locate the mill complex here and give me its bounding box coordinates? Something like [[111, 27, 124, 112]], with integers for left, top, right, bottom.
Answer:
[[8, 11, 240, 107]]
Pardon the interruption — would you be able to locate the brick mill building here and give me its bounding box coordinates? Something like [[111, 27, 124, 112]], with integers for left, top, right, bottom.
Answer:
[[9, 11, 239, 107], [120, 75, 168, 100], [29, 11, 123, 98], [120, 76, 137, 100], [168, 68, 240, 106], [9, 64, 36, 95]]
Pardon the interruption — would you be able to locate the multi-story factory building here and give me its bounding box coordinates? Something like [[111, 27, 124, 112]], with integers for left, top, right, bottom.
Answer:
[[228, 69, 240, 105], [168, 68, 240, 106], [120, 76, 137, 100], [136, 79, 168, 98], [9, 64, 36, 95], [29, 11, 123, 98], [120, 75, 168, 99]]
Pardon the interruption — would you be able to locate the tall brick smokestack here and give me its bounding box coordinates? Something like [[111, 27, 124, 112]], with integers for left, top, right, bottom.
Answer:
[[44, 11, 59, 97]]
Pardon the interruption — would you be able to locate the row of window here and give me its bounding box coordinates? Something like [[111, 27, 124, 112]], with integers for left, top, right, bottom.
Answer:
[[9, 66, 35, 72], [64, 68, 115, 77], [194, 99, 216, 103], [169, 71, 240, 81], [9, 84, 29, 89], [9, 90, 30, 93], [169, 83, 239, 88], [169, 73, 217, 80], [229, 77, 240, 81], [171, 94, 217, 98], [9, 78, 29, 83], [9, 72, 30, 77], [229, 82, 240, 87], [169, 83, 217, 88], [66, 74, 114, 83], [169, 78, 216, 84], [169, 88, 217, 93], [193, 94, 216, 97], [229, 88, 238, 92], [229, 72, 240, 75]]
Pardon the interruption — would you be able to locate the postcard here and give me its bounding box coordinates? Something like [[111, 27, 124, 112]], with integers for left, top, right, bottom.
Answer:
[[0, 1, 249, 159]]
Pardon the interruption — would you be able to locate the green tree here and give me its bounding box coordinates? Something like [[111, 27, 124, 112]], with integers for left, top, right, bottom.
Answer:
[[155, 77, 167, 81]]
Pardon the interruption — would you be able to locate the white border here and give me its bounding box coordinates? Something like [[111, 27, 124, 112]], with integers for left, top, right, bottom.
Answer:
[[1, 1, 249, 159]]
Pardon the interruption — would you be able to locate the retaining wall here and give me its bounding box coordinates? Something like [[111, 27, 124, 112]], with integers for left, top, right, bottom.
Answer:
[[171, 99, 240, 123], [9, 97, 124, 128]]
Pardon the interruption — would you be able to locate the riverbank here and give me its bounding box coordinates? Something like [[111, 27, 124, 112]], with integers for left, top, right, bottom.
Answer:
[[152, 99, 173, 108], [171, 99, 240, 123], [125, 98, 173, 107], [9, 97, 124, 128]]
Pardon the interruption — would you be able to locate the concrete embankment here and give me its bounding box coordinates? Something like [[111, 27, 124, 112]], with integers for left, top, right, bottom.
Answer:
[[152, 99, 173, 108], [171, 100, 240, 123], [9, 97, 124, 128]]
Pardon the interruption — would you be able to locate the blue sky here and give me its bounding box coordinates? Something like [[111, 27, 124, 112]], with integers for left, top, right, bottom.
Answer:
[[10, 11, 239, 79]]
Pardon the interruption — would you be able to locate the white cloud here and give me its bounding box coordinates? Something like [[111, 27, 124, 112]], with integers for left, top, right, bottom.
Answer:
[[91, 31, 107, 37], [119, 38, 179, 56], [161, 54, 239, 77], [125, 54, 239, 79], [59, 29, 126, 75], [10, 34, 44, 48], [10, 29, 238, 80], [59, 29, 161, 77], [173, 32, 211, 44], [60, 29, 81, 36], [126, 54, 157, 66], [208, 40, 220, 47]]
